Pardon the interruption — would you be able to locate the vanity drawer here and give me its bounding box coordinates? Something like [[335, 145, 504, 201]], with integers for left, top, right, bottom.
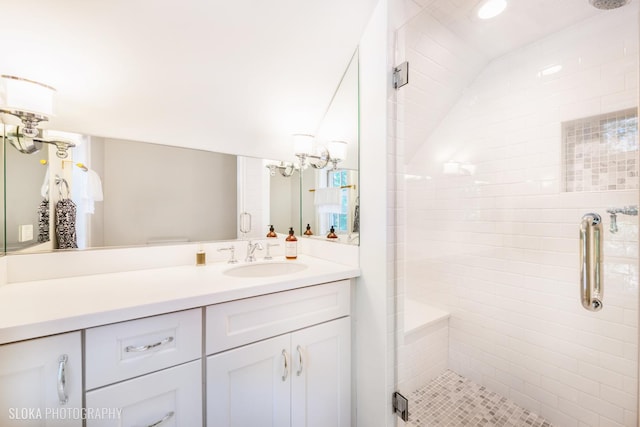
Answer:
[[85, 360, 202, 427], [85, 308, 201, 390], [206, 280, 350, 355]]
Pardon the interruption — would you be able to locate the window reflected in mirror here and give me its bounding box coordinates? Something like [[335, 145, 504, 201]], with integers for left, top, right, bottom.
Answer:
[[1, 47, 359, 253]]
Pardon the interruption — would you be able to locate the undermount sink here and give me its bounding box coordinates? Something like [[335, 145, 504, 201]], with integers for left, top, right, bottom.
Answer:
[[223, 262, 308, 278]]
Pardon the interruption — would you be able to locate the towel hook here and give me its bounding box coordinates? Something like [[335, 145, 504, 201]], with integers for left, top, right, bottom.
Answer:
[[55, 175, 70, 199]]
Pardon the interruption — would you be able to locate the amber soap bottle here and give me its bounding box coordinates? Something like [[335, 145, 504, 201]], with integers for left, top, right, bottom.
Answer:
[[285, 227, 298, 259], [266, 225, 277, 238], [304, 224, 313, 236]]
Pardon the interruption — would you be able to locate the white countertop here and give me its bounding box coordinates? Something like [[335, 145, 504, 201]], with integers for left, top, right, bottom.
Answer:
[[0, 255, 360, 345]]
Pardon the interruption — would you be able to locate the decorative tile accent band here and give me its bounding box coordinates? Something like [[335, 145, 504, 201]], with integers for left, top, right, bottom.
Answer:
[[563, 108, 638, 192]]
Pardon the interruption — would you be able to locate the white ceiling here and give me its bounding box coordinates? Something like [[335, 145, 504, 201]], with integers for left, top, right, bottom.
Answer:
[[400, 0, 620, 161], [415, 0, 603, 59], [0, 0, 378, 160]]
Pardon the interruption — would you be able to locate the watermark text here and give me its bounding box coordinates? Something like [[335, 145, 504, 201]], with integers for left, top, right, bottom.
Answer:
[[8, 407, 122, 420]]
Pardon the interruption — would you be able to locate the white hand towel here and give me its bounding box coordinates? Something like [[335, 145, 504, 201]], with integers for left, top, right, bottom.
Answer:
[[313, 187, 341, 206], [82, 168, 104, 214], [87, 169, 103, 202], [40, 166, 49, 198]]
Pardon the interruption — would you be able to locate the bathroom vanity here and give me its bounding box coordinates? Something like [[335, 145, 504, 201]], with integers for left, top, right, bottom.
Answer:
[[0, 254, 358, 426]]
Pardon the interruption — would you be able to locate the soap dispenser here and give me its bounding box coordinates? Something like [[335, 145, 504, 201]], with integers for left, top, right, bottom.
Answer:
[[196, 243, 206, 266], [304, 224, 313, 236], [285, 227, 298, 259], [266, 225, 277, 238], [327, 226, 338, 239]]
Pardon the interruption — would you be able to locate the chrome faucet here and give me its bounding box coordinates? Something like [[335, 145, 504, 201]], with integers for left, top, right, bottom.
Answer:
[[245, 241, 263, 262], [264, 243, 280, 260], [606, 206, 638, 234], [217, 245, 238, 264]]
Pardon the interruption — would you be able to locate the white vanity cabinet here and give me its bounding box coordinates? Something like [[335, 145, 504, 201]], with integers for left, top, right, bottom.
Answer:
[[84, 309, 203, 427], [0, 262, 357, 427], [206, 280, 351, 427], [0, 332, 82, 426]]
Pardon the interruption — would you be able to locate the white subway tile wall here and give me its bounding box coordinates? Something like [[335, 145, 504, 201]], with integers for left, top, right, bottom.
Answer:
[[393, 2, 639, 427], [397, 318, 449, 395]]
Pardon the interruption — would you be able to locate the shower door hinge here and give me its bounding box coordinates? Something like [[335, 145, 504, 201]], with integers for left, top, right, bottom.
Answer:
[[392, 391, 409, 421], [393, 62, 409, 89]]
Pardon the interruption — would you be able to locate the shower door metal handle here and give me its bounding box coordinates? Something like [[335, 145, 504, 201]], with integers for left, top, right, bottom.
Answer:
[[580, 213, 603, 312]]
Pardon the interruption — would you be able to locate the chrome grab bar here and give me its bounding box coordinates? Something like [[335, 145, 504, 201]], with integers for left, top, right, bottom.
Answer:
[[57, 354, 69, 405], [239, 212, 252, 235], [580, 213, 603, 312]]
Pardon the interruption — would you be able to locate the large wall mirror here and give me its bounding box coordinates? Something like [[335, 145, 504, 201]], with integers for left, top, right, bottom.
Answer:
[[3, 130, 238, 253], [0, 49, 358, 254], [264, 49, 359, 244]]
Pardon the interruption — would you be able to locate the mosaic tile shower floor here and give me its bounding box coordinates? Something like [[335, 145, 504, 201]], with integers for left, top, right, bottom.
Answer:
[[405, 370, 553, 427]]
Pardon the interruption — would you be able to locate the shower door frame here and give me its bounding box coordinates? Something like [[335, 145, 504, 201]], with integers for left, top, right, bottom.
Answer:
[[390, 2, 640, 426]]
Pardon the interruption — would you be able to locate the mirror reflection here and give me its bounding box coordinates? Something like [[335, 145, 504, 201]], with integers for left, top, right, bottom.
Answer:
[[300, 168, 359, 244], [266, 49, 359, 244], [1, 48, 359, 253], [3, 130, 237, 252], [4, 125, 46, 251], [95, 137, 237, 248], [268, 165, 301, 237]]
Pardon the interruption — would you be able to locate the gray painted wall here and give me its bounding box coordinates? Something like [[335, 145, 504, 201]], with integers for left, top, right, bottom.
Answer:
[[99, 138, 237, 247]]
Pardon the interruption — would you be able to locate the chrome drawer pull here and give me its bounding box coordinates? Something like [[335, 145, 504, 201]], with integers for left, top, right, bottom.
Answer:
[[296, 345, 303, 376], [125, 336, 174, 353], [57, 354, 68, 405], [146, 411, 174, 427], [281, 349, 289, 381]]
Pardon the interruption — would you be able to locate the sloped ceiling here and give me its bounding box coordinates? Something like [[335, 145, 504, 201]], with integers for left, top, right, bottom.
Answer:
[[401, 0, 605, 162], [0, 0, 378, 161]]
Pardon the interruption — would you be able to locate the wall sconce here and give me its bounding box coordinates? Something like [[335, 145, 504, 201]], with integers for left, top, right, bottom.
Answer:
[[266, 161, 296, 177], [0, 75, 55, 137], [293, 134, 348, 171], [328, 140, 348, 170], [293, 134, 316, 168], [3, 126, 76, 159], [0, 75, 76, 159]]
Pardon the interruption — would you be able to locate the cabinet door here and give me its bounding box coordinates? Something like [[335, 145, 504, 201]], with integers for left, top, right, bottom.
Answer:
[[85, 360, 202, 427], [291, 317, 351, 427], [207, 334, 291, 427], [0, 332, 82, 427]]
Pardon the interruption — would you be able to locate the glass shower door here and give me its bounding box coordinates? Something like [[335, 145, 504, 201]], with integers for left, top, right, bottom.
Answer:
[[392, 1, 639, 426]]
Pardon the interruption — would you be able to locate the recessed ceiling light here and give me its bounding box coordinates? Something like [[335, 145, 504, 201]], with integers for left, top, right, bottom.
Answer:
[[477, 0, 507, 20]]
